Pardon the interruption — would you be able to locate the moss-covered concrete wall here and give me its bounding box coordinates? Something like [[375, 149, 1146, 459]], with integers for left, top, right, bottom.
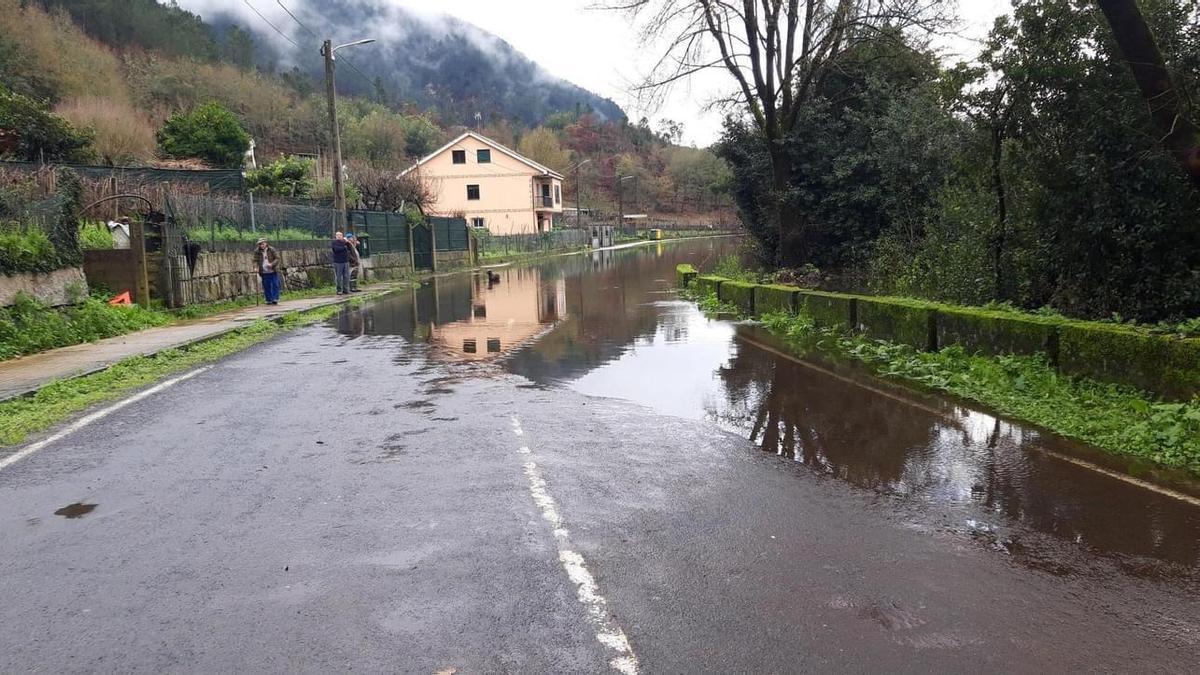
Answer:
[[937, 307, 1059, 362], [856, 297, 937, 351], [798, 290, 855, 330], [1059, 325, 1200, 400], [676, 264, 698, 288], [674, 267, 1200, 401], [754, 284, 798, 316], [693, 275, 724, 297], [718, 280, 756, 314]]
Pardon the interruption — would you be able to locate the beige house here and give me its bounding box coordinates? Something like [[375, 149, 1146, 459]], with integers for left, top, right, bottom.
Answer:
[[402, 131, 564, 235]]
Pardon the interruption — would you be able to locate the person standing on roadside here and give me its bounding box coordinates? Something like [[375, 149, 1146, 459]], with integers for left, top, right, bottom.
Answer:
[[331, 231, 351, 295], [254, 238, 282, 305], [345, 232, 362, 292]]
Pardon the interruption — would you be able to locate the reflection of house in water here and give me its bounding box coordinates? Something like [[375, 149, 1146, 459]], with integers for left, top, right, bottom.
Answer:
[[430, 267, 567, 361]]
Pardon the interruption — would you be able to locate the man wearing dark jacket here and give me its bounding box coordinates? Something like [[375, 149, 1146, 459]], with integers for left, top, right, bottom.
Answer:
[[254, 238, 282, 305], [331, 231, 351, 295]]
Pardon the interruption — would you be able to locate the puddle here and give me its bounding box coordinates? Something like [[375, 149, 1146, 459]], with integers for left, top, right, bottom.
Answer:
[[54, 503, 97, 519], [332, 237, 1200, 572]]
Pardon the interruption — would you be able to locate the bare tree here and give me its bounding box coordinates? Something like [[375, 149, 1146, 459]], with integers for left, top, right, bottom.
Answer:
[[1095, 0, 1200, 190], [395, 166, 441, 216], [349, 161, 442, 214], [609, 0, 950, 264]]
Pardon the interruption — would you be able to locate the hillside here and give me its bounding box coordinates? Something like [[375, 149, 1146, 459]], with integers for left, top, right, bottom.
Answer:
[[33, 0, 624, 127], [0, 0, 732, 219]]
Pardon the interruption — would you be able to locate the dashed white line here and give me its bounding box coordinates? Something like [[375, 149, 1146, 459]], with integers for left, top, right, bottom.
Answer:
[[512, 415, 639, 674], [0, 367, 212, 473]]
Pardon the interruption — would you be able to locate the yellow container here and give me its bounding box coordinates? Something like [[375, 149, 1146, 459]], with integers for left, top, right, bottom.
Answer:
[[651, 228, 663, 240]]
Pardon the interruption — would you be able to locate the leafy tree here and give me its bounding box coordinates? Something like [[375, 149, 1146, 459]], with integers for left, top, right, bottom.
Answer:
[[0, 85, 93, 162], [245, 157, 315, 198], [344, 111, 408, 168], [517, 128, 569, 172], [221, 25, 257, 71], [156, 101, 250, 168], [399, 115, 442, 159]]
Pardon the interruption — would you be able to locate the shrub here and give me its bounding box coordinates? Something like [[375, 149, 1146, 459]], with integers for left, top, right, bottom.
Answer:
[[0, 85, 94, 162], [246, 157, 315, 197], [156, 101, 250, 168], [0, 228, 57, 273], [55, 97, 156, 166]]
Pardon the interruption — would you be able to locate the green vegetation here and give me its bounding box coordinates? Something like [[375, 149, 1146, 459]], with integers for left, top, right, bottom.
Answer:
[[707, 0, 1199, 323], [0, 293, 169, 360], [184, 226, 321, 243], [77, 223, 114, 250], [0, 84, 93, 162], [755, 309, 1200, 473], [0, 282, 358, 362], [0, 228, 57, 272], [156, 101, 250, 168], [170, 286, 338, 320], [246, 157, 316, 198], [0, 168, 84, 273], [0, 297, 373, 447]]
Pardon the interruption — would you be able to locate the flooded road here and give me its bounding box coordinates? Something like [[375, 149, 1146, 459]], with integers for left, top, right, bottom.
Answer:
[[4, 236, 1199, 672], [342, 237, 1200, 576]]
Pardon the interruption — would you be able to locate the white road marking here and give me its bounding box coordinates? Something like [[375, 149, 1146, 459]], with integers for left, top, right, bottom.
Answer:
[[0, 367, 211, 473], [512, 416, 639, 674]]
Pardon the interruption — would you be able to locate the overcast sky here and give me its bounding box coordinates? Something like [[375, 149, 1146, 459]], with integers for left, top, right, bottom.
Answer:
[[184, 1, 1013, 146], [400, 0, 1012, 145]]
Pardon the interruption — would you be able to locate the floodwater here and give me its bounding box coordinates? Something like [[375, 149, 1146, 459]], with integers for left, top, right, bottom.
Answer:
[[336, 237, 1200, 575]]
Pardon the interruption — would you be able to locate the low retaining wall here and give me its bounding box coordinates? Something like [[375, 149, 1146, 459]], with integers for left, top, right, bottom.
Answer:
[[677, 264, 1200, 401], [1, 267, 87, 307], [159, 248, 333, 307]]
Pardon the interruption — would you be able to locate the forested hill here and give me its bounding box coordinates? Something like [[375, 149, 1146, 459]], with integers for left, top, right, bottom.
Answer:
[[31, 0, 625, 127]]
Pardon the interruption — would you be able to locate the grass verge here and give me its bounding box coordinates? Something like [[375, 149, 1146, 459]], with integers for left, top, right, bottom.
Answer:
[[688, 285, 1200, 473], [0, 295, 373, 448], [753, 308, 1200, 473]]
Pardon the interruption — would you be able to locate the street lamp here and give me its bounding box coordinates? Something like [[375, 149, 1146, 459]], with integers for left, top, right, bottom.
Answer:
[[322, 37, 376, 235], [616, 174, 634, 232], [567, 159, 592, 228]]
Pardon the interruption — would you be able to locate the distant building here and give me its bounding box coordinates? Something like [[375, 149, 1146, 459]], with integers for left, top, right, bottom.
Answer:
[[401, 131, 563, 235]]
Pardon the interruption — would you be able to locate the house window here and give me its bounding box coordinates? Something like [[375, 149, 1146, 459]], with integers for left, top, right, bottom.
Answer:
[[467, 184, 480, 200], [476, 149, 491, 163], [471, 217, 486, 229], [486, 338, 501, 353], [463, 339, 477, 354], [554, 185, 561, 204], [452, 150, 466, 164]]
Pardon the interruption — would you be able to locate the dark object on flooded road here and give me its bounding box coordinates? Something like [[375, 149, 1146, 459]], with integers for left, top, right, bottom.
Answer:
[[53, 503, 97, 519], [486, 270, 501, 285]]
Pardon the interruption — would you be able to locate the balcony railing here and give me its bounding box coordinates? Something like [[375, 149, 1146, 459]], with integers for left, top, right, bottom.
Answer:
[[534, 194, 555, 209]]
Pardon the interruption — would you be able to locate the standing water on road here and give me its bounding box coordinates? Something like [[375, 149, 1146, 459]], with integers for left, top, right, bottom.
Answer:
[[337, 238, 1200, 576]]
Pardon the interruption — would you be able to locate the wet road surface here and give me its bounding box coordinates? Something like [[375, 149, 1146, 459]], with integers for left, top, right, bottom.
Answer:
[[2, 238, 1198, 672]]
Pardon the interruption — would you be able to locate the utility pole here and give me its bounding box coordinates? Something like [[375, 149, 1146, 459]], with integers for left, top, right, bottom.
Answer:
[[322, 39, 345, 235], [321, 37, 376, 235]]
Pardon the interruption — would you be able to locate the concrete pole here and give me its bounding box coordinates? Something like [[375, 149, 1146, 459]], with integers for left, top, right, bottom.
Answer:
[[323, 39, 346, 235]]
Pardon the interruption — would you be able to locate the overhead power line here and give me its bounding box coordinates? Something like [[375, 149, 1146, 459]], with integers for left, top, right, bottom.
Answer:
[[275, 0, 377, 90], [242, 0, 300, 49]]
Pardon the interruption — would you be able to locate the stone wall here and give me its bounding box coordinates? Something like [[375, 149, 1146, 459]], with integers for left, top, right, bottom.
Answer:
[[158, 247, 334, 307], [0, 267, 87, 307]]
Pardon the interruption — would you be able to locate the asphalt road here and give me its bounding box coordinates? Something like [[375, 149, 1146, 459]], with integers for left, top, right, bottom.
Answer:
[[2, 245, 1198, 672]]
